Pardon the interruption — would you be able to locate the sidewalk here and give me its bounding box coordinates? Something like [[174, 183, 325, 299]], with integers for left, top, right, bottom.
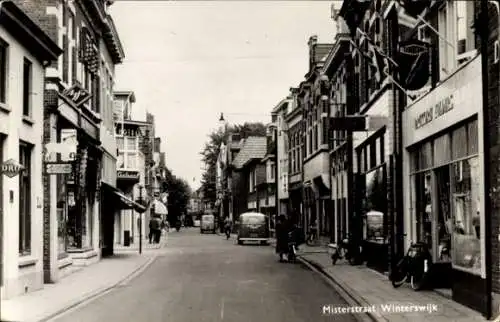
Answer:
[[1, 251, 157, 322], [297, 243, 487, 322], [113, 236, 167, 252]]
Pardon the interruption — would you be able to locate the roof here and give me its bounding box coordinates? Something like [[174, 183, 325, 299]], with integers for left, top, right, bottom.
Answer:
[[315, 44, 334, 63], [114, 91, 136, 103], [0, 2, 62, 63], [232, 136, 267, 169]]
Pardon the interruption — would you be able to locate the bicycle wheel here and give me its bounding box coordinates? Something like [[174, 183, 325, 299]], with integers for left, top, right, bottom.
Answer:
[[410, 269, 427, 291], [391, 259, 407, 288]]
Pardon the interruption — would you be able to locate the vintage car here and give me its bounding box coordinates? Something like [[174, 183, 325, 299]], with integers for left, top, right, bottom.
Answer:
[[236, 212, 269, 245], [200, 213, 216, 234]]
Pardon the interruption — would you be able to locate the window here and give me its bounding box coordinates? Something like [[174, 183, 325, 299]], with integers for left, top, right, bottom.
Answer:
[[126, 137, 137, 150], [23, 58, 32, 117], [116, 137, 124, 150], [117, 152, 124, 168], [456, 1, 476, 64], [126, 152, 137, 169], [19, 143, 32, 255], [451, 157, 481, 274], [0, 40, 7, 103]]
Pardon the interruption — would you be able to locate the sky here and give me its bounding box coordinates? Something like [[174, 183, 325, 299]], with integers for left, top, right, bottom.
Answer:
[[110, 0, 340, 190]]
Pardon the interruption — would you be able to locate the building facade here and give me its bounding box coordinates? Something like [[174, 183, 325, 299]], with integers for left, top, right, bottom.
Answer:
[[284, 88, 303, 226], [113, 91, 148, 246], [0, 2, 61, 299], [272, 97, 291, 220], [10, 0, 124, 284]]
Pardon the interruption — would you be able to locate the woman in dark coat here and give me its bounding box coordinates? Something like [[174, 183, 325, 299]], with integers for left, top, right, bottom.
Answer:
[[275, 214, 289, 262]]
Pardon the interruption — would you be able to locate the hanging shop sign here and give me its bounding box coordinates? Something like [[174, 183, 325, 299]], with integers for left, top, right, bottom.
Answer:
[[397, 40, 430, 91], [43, 141, 77, 162], [414, 94, 454, 129], [62, 83, 92, 107], [1, 159, 24, 178], [46, 162, 73, 174]]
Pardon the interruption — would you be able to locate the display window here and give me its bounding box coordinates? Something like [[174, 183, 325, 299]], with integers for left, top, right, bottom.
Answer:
[[408, 118, 482, 275]]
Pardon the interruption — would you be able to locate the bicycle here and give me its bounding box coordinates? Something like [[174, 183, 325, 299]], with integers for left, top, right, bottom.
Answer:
[[306, 229, 320, 246], [330, 234, 363, 265], [391, 241, 432, 291]]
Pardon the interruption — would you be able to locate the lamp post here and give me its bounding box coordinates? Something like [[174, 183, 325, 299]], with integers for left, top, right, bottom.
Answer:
[[137, 184, 144, 254]]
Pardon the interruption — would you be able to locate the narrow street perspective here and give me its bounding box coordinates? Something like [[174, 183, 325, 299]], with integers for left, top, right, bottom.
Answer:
[[46, 229, 357, 322], [3, 0, 500, 321]]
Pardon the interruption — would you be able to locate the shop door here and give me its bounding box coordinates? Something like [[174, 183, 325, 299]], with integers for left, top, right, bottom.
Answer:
[[433, 165, 452, 263]]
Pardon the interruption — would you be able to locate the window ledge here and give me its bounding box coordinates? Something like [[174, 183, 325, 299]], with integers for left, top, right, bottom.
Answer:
[[18, 255, 38, 268], [22, 115, 35, 126], [0, 102, 10, 114]]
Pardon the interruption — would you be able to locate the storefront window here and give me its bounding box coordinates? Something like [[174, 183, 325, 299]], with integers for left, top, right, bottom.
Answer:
[[414, 171, 432, 249], [451, 157, 482, 274]]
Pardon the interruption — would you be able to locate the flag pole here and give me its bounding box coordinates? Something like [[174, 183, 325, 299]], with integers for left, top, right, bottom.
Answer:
[[348, 40, 416, 99], [355, 28, 399, 68]]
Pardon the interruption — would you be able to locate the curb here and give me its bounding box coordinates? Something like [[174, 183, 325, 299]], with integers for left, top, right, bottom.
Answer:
[[298, 256, 387, 322], [37, 255, 158, 322]]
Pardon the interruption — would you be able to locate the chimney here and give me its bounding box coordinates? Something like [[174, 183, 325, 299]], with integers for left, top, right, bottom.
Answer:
[[308, 35, 318, 67], [336, 16, 349, 34]]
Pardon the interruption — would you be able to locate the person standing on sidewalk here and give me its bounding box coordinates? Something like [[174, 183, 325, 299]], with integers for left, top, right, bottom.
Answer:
[[275, 214, 289, 262]]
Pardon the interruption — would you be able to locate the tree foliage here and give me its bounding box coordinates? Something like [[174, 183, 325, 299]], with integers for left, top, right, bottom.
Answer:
[[199, 122, 267, 206], [161, 167, 192, 224]]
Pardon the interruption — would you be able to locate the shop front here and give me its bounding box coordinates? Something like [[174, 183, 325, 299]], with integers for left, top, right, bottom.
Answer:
[[402, 57, 486, 314], [331, 145, 349, 244], [355, 127, 388, 274]]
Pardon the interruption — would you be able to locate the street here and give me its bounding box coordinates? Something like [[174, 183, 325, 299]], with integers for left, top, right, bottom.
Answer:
[[49, 228, 357, 322]]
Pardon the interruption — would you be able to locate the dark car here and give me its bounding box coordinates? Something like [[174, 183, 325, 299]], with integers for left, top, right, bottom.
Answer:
[[200, 213, 216, 234], [236, 212, 269, 245]]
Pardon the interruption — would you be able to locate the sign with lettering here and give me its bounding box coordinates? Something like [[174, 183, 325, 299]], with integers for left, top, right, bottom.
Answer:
[[62, 84, 92, 107], [44, 141, 77, 162], [114, 124, 142, 137], [117, 170, 140, 180], [414, 94, 454, 129], [46, 162, 73, 174], [1, 159, 24, 178]]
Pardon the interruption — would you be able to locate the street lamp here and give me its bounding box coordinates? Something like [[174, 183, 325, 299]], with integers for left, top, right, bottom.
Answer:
[[136, 184, 144, 254]]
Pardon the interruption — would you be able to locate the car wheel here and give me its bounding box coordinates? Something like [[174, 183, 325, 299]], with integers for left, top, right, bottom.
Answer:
[[237, 240, 243, 245]]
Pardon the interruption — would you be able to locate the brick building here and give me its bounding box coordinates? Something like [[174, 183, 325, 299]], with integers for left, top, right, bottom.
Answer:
[[0, 1, 61, 300], [10, 0, 125, 284], [332, 0, 494, 318]]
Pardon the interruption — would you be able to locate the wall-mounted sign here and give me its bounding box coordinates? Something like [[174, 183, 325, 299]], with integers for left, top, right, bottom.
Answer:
[[46, 162, 73, 174], [62, 83, 92, 107], [44, 141, 77, 162], [114, 124, 142, 137], [117, 170, 140, 180], [414, 94, 454, 129], [1, 159, 24, 178]]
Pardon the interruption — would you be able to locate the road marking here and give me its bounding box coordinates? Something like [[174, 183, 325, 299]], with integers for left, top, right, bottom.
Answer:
[[220, 297, 225, 320]]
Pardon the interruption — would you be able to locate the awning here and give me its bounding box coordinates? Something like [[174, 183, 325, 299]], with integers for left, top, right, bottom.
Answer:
[[101, 182, 147, 213], [152, 199, 168, 215]]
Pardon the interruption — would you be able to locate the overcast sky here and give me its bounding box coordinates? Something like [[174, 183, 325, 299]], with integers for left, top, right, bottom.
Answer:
[[110, 1, 339, 190]]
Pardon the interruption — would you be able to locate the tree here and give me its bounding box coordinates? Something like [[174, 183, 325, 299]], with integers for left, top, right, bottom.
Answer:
[[161, 167, 191, 225], [199, 122, 267, 207]]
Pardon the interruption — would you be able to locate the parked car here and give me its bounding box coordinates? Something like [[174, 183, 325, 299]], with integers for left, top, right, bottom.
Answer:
[[236, 212, 269, 245], [200, 213, 216, 234]]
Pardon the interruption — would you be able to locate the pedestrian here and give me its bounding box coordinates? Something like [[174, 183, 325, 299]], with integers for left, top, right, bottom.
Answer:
[[224, 216, 232, 239], [275, 214, 289, 262], [154, 217, 162, 243], [148, 218, 156, 244]]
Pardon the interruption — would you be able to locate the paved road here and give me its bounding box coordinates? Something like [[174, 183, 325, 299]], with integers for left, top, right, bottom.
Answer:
[[51, 228, 357, 322]]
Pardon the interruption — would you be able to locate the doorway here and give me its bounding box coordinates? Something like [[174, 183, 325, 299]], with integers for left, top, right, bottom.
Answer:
[[434, 165, 452, 263]]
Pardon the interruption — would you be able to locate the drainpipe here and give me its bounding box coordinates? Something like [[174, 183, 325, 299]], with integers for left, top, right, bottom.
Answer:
[[480, 0, 492, 318]]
